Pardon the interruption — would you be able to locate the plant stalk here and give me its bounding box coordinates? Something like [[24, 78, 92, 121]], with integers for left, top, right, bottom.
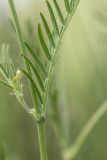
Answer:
[[37, 121, 47, 160], [63, 101, 107, 160], [8, 0, 40, 115], [42, 0, 80, 114], [8, 1, 47, 160]]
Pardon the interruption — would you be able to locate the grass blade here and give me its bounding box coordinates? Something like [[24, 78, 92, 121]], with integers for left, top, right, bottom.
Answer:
[[38, 24, 51, 61], [6, 59, 15, 78], [46, 1, 59, 36], [64, 0, 70, 13], [0, 79, 12, 89], [20, 69, 43, 104], [40, 13, 55, 48], [70, 0, 74, 10], [8, 59, 15, 77], [21, 54, 45, 92], [52, 0, 65, 25], [24, 42, 47, 77], [0, 64, 9, 79]]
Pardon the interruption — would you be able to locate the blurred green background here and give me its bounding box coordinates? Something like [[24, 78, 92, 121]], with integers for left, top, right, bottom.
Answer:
[[0, 0, 107, 159]]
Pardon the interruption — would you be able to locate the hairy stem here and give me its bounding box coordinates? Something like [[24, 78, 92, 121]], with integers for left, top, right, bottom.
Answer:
[[37, 121, 47, 160], [63, 101, 107, 160]]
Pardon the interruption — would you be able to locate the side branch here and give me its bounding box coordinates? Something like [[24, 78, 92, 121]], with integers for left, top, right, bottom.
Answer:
[[63, 101, 107, 160]]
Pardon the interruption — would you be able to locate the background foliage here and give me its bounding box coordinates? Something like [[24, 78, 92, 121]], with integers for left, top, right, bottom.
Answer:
[[0, 0, 107, 159]]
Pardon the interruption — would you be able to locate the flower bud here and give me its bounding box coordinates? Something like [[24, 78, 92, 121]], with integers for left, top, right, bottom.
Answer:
[[16, 69, 23, 79]]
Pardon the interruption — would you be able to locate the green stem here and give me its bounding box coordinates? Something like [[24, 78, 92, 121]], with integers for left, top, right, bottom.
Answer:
[[37, 121, 47, 160], [8, 0, 40, 115], [63, 101, 107, 160], [8, 0, 26, 56], [8, 1, 47, 160], [42, 0, 80, 113]]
